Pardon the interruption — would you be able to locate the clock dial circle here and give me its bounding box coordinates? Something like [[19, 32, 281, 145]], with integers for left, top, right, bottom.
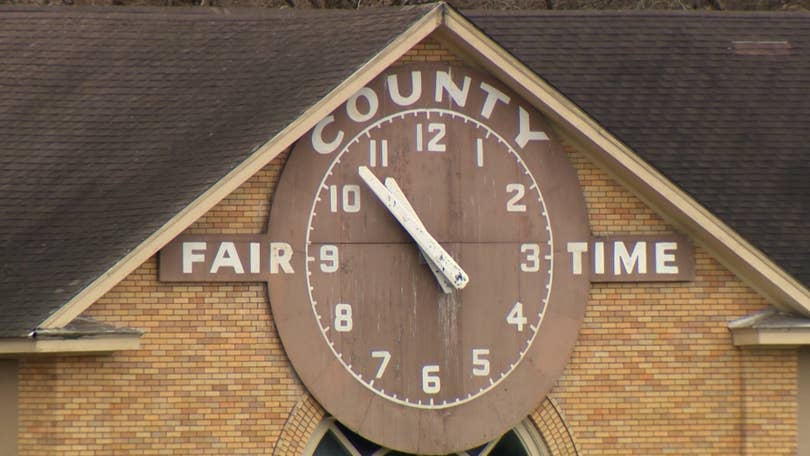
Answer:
[[268, 64, 590, 454]]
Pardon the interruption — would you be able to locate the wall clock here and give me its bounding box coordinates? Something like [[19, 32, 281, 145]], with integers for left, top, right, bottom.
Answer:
[[268, 63, 589, 454]]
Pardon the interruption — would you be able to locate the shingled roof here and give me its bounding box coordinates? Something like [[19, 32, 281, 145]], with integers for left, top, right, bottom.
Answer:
[[0, 5, 436, 337], [1, 6, 809, 339]]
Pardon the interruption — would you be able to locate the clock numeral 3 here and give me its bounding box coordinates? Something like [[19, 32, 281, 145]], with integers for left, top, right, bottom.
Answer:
[[329, 185, 361, 213], [415, 123, 446, 152], [319, 245, 339, 273], [506, 302, 527, 332], [422, 365, 441, 394], [520, 243, 541, 272], [506, 183, 527, 212], [334, 303, 353, 332]]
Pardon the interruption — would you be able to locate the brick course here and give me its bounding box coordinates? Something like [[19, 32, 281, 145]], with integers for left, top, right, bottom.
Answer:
[[17, 38, 798, 455]]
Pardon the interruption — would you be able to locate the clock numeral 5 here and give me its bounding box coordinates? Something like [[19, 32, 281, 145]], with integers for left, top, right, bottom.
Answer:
[[422, 365, 441, 394], [415, 122, 446, 152], [329, 184, 361, 213], [371, 350, 391, 379], [506, 301, 527, 332], [320, 245, 339, 273], [472, 349, 490, 376], [506, 183, 527, 212], [334, 303, 353, 332]]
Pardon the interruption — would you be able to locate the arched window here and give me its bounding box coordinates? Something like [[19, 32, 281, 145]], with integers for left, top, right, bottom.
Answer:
[[304, 417, 550, 456]]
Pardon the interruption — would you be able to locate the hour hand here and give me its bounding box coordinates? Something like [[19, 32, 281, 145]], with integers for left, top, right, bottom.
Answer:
[[358, 166, 469, 290]]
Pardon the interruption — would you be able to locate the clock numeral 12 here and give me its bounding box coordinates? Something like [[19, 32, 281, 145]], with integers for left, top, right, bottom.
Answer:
[[329, 184, 361, 213], [415, 123, 446, 152], [334, 303, 353, 332], [369, 139, 388, 167], [422, 365, 441, 394]]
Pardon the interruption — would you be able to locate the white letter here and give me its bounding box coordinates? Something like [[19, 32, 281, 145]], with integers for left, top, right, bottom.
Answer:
[[182, 242, 206, 274], [614, 241, 647, 275], [250, 242, 261, 274], [515, 106, 549, 148], [655, 242, 679, 274], [347, 87, 379, 123], [210, 242, 244, 274], [566, 242, 588, 275], [479, 81, 510, 119], [312, 115, 344, 155], [594, 241, 605, 274], [435, 71, 471, 107], [387, 71, 422, 106], [270, 242, 295, 274]]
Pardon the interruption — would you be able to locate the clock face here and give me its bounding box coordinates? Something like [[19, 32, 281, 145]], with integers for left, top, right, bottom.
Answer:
[[268, 63, 589, 454]]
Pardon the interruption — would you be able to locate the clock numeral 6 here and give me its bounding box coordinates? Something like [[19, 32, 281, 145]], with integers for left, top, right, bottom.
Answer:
[[371, 350, 391, 379], [472, 349, 490, 376], [506, 183, 527, 212], [422, 365, 441, 394], [415, 122, 446, 152], [506, 302, 527, 332], [329, 184, 361, 213], [334, 303, 353, 332], [520, 243, 541, 272], [320, 245, 339, 273]]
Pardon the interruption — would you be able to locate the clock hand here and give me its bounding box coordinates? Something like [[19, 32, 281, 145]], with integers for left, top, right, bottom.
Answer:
[[383, 177, 454, 294], [358, 166, 469, 290]]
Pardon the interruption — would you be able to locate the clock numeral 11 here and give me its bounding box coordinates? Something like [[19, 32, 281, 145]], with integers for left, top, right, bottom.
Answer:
[[369, 139, 388, 167]]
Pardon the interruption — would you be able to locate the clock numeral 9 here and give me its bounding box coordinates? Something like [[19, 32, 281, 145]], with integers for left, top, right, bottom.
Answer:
[[334, 303, 353, 332], [415, 122, 446, 152], [320, 245, 339, 273], [422, 365, 441, 394], [329, 184, 361, 213], [472, 349, 490, 376], [520, 243, 541, 272], [371, 350, 391, 379], [506, 302, 527, 332], [506, 183, 527, 212]]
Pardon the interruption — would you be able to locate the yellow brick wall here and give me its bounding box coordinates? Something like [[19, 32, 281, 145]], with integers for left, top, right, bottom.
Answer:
[[16, 38, 798, 455]]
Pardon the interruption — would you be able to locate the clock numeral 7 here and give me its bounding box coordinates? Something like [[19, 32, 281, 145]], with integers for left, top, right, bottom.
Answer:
[[371, 350, 391, 379], [329, 184, 361, 213], [422, 365, 441, 394], [415, 122, 446, 152]]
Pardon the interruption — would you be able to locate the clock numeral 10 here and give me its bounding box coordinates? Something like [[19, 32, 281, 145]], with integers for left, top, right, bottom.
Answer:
[[369, 139, 388, 167], [329, 184, 361, 213], [334, 303, 353, 332], [422, 365, 441, 394], [415, 123, 446, 152], [506, 302, 527, 332]]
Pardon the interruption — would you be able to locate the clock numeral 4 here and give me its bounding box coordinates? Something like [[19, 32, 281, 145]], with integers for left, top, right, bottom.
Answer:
[[506, 302, 527, 332], [520, 243, 541, 272], [329, 184, 361, 213], [422, 365, 441, 394], [472, 349, 490, 376], [319, 245, 339, 273], [334, 303, 353, 332], [371, 350, 391, 379], [506, 183, 527, 212], [415, 123, 446, 152], [368, 139, 389, 167]]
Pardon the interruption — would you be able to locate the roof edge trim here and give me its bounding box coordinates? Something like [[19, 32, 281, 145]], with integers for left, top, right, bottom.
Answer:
[[440, 7, 810, 316], [0, 334, 142, 356], [38, 4, 444, 330]]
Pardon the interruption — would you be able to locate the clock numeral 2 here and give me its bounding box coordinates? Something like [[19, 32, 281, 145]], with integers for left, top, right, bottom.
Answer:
[[422, 365, 441, 394], [334, 303, 353, 332], [369, 139, 388, 167], [506, 183, 527, 212], [329, 185, 361, 213], [415, 123, 446, 152]]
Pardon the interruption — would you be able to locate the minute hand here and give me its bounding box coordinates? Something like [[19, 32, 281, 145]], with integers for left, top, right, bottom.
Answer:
[[358, 166, 469, 290]]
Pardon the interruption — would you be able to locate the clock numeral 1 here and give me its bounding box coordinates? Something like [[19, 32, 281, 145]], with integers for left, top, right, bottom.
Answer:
[[422, 365, 441, 394], [369, 139, 388, 167], [472, 349, 490, 376], [371, 350, 391, 379], [415, 123, 446, 152], [329, 184, 361, 213], [476, 138, 484, 167], [506, 302, 527, 332], [319, 245, 339, 273], [334, 303, 353, 332], [520, 243, 541, 272], [506, 183, 527, 212]]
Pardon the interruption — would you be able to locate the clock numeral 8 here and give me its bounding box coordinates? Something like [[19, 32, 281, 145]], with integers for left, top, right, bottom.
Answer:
[[334, 303, 353, 332], [422, 365, 441, 394], [329, 184, 361, 213]]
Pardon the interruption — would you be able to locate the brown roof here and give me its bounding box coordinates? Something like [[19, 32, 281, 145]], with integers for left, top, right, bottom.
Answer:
[[1, 7, 809, 337], [0, 5, 435, 337]]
